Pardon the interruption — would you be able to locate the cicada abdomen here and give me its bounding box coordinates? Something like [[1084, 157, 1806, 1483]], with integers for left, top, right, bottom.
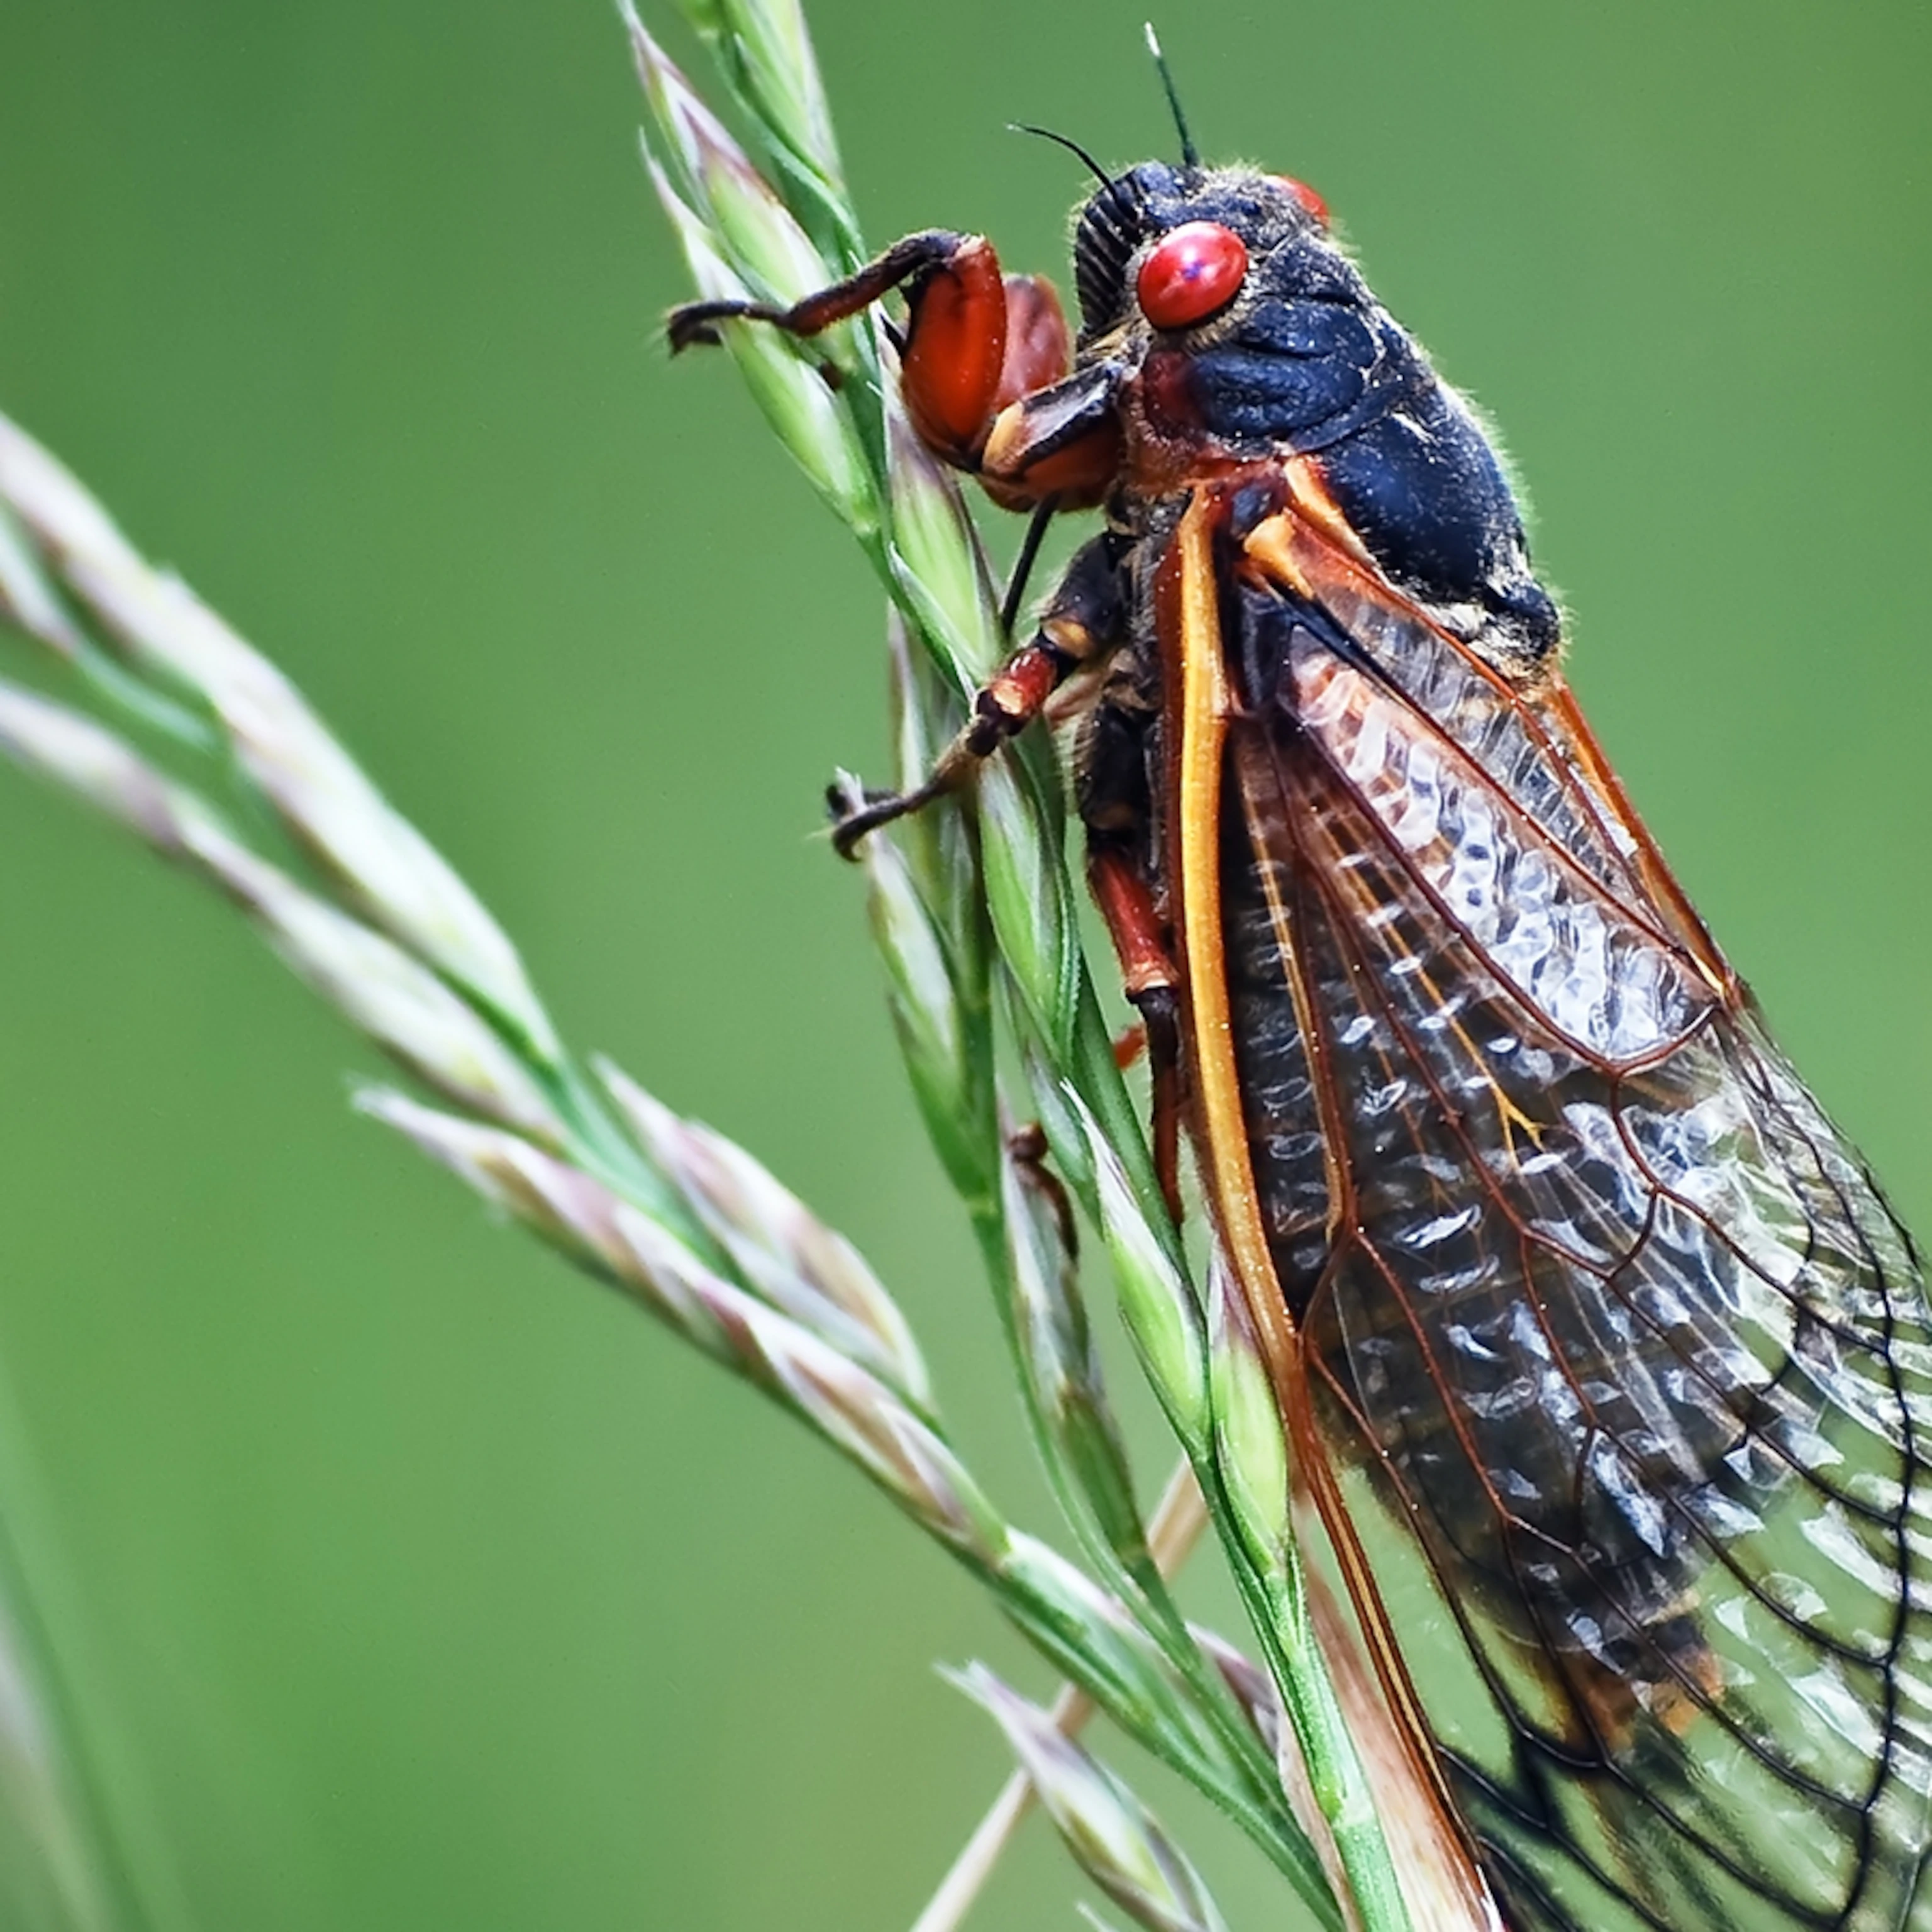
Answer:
[[1210, 511, 1932, 1929]]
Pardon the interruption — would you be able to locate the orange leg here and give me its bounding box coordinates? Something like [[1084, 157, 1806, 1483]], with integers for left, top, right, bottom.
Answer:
[[828, 635, 1077, 856], [830, 533, 1128, 857]]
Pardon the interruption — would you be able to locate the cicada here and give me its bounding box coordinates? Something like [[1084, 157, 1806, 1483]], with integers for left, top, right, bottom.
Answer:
[[670, 107, 1932, 1932]]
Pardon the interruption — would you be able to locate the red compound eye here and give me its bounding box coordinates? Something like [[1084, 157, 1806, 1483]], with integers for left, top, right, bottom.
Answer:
[[1136, 221, 1249, 330], [1272, 174, 1330, 230]]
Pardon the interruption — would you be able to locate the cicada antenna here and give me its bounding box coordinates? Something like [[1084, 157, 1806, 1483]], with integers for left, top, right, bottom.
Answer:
[[1142, 23, 1199, 169], [1009, 123, 1116, 191]]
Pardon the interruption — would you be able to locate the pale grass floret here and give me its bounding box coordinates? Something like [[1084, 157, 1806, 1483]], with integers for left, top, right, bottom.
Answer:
[[0, 384, 1337, 1928], [952, 1661, 1233, 1932]]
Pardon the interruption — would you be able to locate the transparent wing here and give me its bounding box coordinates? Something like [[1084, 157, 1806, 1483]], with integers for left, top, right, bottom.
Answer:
[[1213, 546, 1932, 1931]]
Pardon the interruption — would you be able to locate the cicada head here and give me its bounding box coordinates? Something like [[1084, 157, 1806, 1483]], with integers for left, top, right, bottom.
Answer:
[[1070, 164, 1336, 349], [1063, 160, 1562, 665]]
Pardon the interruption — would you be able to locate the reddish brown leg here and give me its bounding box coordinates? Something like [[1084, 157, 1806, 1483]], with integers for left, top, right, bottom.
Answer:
[[830, 531, 1127, 857], [1088, 843, 1184, 1223], [669, 230, 1024, 469], [666, 231, 972, 350], [830, 636, 1076, 856]]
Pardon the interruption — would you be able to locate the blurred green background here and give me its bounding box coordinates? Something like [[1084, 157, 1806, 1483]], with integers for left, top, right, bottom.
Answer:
[[0, 1, 1925, 1926]]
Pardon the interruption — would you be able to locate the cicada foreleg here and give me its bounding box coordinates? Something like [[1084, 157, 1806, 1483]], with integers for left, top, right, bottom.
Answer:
[[670, 225, 1132, 849], [665, 231, 971, 352], [667, 230, 1078, 474]]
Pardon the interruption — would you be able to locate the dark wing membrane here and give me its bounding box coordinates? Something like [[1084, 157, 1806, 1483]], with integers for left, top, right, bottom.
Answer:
[[1218, 569, 1932, 1930]]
